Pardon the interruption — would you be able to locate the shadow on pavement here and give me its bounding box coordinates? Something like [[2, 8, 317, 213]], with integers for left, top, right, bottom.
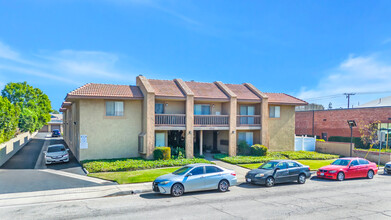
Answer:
[[140, 189, 224, 199]]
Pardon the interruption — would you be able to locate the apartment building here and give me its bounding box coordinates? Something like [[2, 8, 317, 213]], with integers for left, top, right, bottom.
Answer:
[[60, 76, 306, 161]]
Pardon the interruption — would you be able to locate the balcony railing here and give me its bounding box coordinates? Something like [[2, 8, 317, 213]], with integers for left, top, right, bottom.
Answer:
[[237, 115, 261, 126], [194, 115, 229, 126], [155, 114, 186, 126]]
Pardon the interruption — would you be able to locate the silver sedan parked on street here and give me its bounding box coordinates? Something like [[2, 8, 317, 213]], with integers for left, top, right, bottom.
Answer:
[[153, 163, 237, 197], [44, 144, 70, 165]]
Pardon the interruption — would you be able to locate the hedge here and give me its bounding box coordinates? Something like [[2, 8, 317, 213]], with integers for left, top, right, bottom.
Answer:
[[82, 157, 213, 173], [250, 144, 268, 156]]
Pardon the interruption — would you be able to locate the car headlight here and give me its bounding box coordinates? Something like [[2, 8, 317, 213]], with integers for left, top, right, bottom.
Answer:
[[255, 173, 265, 178], [159, 180, 170, 185], [329, 170, 337, 174]]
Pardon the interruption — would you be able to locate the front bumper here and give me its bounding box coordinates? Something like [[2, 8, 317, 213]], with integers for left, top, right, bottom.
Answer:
[[245, 175, 267, 185], [45, 156, 69, 164], [317, 171, 337, 179], [152, 182, 171, 194]]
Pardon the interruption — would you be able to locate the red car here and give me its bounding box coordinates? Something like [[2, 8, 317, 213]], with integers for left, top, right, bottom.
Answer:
[[317, 158, 378, 181]]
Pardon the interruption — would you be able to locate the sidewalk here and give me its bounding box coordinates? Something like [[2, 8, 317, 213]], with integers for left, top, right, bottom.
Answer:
[[204, 153, 249, 183], [0, 182, 153, 208]]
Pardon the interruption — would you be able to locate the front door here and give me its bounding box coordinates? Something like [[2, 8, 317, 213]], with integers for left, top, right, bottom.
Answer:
[[183, 166, 206, 192], [287, 161, 301, 181], [347, 159, 360, 178], [203, 166, 224, 189]]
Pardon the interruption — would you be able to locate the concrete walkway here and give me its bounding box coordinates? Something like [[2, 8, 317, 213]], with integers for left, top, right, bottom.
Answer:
[[204, 153, 249, 183]]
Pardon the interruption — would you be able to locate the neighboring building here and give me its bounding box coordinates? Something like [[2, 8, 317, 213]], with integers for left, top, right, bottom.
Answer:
[[39, 114, 63, 133], [60, 76, 307, 161], [295, 107, 391, 140], [295, 103, 324, 112], [357, 95, 391, 108]]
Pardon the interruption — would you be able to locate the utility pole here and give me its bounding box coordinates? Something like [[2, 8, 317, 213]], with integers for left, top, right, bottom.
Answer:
[[344, 93, 356, 109]]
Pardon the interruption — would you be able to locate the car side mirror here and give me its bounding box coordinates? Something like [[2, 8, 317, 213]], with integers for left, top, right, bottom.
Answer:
[[43, 151, 47, 154], [66, 149, 69, 152], [186, 173, 192, 177]]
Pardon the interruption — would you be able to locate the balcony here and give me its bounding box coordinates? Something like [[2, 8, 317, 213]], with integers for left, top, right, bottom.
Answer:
[[237, 115, 261, 126], [155, 114, 186, 126], [194, 115, 229, 127]]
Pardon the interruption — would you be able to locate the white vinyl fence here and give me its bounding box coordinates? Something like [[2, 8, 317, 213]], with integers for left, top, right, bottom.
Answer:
[[295, 135, 316, 151]]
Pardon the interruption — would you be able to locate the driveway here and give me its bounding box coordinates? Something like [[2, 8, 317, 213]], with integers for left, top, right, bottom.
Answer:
[[0, 133, 46, 169], [0, 133, 115, 194]]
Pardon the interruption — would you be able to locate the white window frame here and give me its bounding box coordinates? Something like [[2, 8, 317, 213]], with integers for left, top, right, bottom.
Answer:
[[155, 132, 166, 147], [269, 106, 280, 118], [106, 101, 124, 116], [194, 104, 211, 115]]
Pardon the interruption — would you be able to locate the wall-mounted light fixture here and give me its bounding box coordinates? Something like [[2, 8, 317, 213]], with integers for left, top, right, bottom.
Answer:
[[165, 102, 168, 106], [74, 121, 77, 125], [212, 104, 215, 108], [232, 131, 235, 134], [189, 131, 192, 134]]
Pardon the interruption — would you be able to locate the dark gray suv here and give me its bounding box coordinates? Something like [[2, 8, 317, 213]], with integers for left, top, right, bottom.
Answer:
[[245, 160, 312, 187]]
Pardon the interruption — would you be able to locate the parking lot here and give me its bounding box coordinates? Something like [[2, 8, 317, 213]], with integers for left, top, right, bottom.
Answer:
[[0, 133, 114, 194]]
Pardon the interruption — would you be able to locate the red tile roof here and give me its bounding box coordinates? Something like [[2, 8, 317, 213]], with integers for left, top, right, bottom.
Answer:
[[266, 93, 307, 105], [185, 81, 229, 100], [225, 84, 260, 101], [66, 83, 143, 99], [148, 79, 185, 98]]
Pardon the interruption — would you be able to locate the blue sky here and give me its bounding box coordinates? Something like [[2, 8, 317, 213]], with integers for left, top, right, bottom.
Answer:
[[1, 0, 391, 110]]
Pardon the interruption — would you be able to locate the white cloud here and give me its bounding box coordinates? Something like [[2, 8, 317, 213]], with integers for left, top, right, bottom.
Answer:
[[298, 54, 391, 108], [0, 41, 137, 85]]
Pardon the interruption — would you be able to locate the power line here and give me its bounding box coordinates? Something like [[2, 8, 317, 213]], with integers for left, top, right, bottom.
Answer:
[[344, 93, 355, 109], [303, 90, 391, 101]]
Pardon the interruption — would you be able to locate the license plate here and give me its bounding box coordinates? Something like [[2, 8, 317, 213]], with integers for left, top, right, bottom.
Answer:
[[246, 178, 251, 182], [320, 173, 324, 176]]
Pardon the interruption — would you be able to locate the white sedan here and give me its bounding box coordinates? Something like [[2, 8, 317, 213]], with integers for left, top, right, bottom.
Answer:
[[44, 144, 70, 165]]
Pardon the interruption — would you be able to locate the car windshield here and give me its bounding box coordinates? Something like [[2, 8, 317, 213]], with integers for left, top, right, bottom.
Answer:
[[48, 146, 65, 153], [172, 166, 192, 175], [331, 159, 350, 166], [259, 161, 279, 170]]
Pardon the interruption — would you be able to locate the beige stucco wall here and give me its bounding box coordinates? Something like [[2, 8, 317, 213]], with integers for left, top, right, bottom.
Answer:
[[78, 99, 142, 161], [316, 141, 352, 157], [268, 105, 295, 151], [157, 100, 185, 114]]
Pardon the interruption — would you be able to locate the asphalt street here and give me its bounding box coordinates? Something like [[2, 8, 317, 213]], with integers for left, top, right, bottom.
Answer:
[[1, 173, 390, 219]]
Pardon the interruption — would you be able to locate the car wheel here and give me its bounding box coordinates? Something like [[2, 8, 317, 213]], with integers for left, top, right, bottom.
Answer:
[[265, 177, 275, 187], [171, 183, 184, 197], [337, 172, 345, 181], [367, 170, 374, 179], [218, 180, 229, 192], [298, 174, 306, 184]]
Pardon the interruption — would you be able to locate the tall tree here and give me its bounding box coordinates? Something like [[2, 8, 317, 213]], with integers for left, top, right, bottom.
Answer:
[[0, 96, 19, 143], [1, 82, 52, 132]]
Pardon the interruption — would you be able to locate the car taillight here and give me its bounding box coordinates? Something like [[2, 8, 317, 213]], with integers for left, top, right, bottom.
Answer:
[[231, 173, 236, 176], [308, 167, 311, 171]]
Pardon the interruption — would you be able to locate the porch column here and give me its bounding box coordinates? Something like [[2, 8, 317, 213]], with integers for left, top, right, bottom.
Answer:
[[174, 79, 195, 158], [200, 130, 203, 155]]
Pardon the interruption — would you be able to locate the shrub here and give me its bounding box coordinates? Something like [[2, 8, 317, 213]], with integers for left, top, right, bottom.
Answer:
[[279, 151, 339, 160], [82, 157, 213, 173], [171, 147, 185, 159], [316, 139, 325, 142], [153, 147, 171, 160], [250, 144, 268, 156], [237, 141, 250, 155]]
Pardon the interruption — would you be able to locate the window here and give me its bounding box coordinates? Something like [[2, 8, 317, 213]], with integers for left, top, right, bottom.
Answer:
[[205, 166, 223, 173], [238, 132, 253, 146], [350, 160, 359, 166], [194, 104, 210, 115], [277, 162, 287, 169], [155, 132, 165, 147], [287, 162, 300, 168], [106, 101, 124, 116], [173, 166, 192, 175], [155, 103, 164, 114], [189, 167, 204, 175], [240, 105, 255, 124], [269, 106, 280, 118], [359, 159, 369, 165], [331, 159, 349, 166]]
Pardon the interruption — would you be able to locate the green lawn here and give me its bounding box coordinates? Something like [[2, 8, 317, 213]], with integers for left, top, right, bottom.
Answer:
[[88, 167, 180, 184], [239, 159, 336, 171]]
